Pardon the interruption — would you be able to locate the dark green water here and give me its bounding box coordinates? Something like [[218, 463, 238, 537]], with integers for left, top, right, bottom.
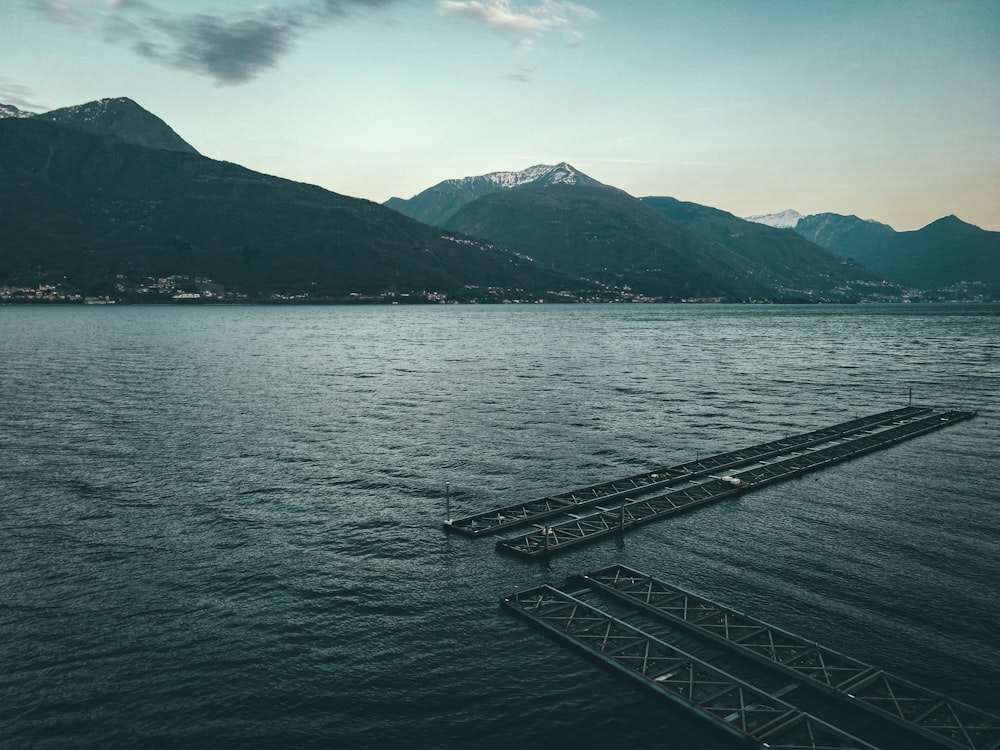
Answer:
[[2, 304, 998, 749]]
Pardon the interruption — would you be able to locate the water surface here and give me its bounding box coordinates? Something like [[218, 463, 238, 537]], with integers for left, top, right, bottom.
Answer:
[[2, 304, 998, 748]]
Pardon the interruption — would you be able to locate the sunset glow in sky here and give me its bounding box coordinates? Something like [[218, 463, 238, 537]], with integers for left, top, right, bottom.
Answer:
[[2, 0, 998, 230]]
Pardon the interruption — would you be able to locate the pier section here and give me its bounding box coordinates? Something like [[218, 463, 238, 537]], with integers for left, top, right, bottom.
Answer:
[[577, 565, 1000, 750], [502, 584, 880, 750], [447, 406, 930, 536], [494, 408, 975, 559]]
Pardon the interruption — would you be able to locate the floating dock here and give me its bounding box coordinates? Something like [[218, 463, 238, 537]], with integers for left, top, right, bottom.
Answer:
[[447, 406, 932, 537], [490, 408, 974, 559], [502, 584, 880, 750], [576, 565, 1000, 750]]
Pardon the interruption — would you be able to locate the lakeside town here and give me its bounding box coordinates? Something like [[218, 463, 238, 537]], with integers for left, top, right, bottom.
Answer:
[[2, 274, 991, 306]]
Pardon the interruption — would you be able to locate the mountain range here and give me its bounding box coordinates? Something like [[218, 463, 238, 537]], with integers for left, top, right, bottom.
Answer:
[[747, 210, 999, 297], [0, 99, 585, 302], [388, 163, 997, 301], [389, 167, 883, 300], [2, 97, 996, 302]]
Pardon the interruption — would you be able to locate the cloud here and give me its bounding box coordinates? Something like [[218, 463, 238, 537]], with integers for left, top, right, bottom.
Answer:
[[0, 79, 48, 111], [504, 70, 532, 83], [135, 10, 299, 84], [35, 0, 398, 85], [439, 0, 597, 50]]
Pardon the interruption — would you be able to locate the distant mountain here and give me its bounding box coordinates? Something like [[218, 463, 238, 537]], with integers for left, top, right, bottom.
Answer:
[[641, 198, 880, 298], [34, 97, 200, 155], [0, 108, 591, 301], [385, 162, 613, 227], [793, 212, 896, 250], [443, 184, 740, 299], [0, 103, 36, 119], [744, 209, 804, 229], [428, 165, 879, 300], [795, 212, 999, 294]]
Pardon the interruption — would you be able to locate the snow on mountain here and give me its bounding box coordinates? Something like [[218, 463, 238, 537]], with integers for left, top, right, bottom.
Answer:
[[385, 162, 610, 227], [43, 98, 119, 123], [455, 162, 591, 191], [34, 97, 199, 154], [0, 103, 36, 119], [744, 209, 804, 228]]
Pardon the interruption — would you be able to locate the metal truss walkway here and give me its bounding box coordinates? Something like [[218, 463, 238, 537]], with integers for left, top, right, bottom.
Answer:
[[576, 565, 1000, 750], [447, 406, 931, 537], [502, 584, 880, 750], [494, 408, 975, 559]]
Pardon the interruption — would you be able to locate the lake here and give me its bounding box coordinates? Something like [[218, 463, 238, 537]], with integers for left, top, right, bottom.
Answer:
[[2, 303, 998, 749]]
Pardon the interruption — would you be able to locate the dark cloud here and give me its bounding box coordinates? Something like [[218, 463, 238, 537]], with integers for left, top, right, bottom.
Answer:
[[36, 0, 400, 85], [0, 79, 47, 111], [139, 12, 298, 84]]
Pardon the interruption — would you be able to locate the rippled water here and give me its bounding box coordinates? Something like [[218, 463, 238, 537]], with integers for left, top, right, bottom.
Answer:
[[2, 304, 998, 749]]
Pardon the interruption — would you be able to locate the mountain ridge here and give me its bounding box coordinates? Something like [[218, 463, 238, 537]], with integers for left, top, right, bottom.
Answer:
[[640, 197, 879, 297], [385, 162, 618, 228], [5, 96, 996, 302], [33, 97, 201, 155], [0, 112, 594, 302], [0, 103, 36, 119], [440, 179, 881, 301], [793, 212, 998, 293]]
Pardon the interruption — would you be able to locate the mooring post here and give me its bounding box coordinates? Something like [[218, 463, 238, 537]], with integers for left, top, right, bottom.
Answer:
[[445, 481, 451, 524], [619, 503, 625, 532], [544, 527, 550, 553], [909, 387, 912, 406]]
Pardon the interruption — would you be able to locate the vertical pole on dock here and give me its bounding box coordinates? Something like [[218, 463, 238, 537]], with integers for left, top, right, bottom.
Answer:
[[544, 527, 550, 553], [445, 481, 451, 523], [909, 387, 912, 406], [619, 503, 625, 532]]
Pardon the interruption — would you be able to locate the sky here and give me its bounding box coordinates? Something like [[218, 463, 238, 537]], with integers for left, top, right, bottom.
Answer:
[[2, 0, 999, 231]]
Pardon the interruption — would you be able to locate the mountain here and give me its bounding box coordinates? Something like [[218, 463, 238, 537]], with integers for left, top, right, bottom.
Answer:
[[34, 97, 200, 155], [900, 216, 1000, 288], [795, 212, 999, 295], [443, 183, 741, 299], [641, 198, 880, 298], [0, 107, 593, 302], [744, 209, 804, 229], [0, 103, 36, 119], [425, 165, 880, 300], [385, 162, 612, 227], [1, 97, 196, 156], [793, 212, 897, 250]]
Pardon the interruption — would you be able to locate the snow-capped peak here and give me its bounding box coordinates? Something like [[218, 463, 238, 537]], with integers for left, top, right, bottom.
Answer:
[[385, 162, 606, 226], [463, 162, 585, 190], [0, 103, 36, 119], [45, 97, 137, 123], [745, 209, 804, 229]]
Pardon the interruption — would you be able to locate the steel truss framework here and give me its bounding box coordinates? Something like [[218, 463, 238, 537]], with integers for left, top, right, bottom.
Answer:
[[579, 565, 1000, 750], [501, 584, 880, 750], [447, 406, 931, 537], [495, 409, 975, 559]]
